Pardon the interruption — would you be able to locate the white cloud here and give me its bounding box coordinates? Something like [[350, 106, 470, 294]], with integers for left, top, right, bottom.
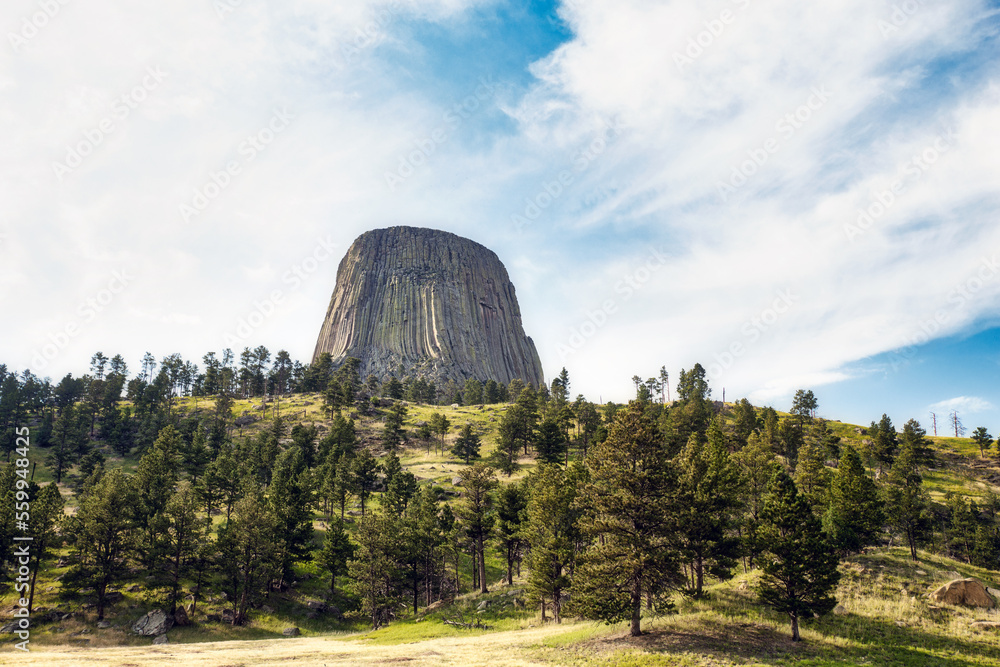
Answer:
[[929, 396, 995, 415]]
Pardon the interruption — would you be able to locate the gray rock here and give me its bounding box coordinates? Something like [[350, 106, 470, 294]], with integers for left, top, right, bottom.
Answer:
[[173, 605, 191, 626], [97, 621, 112, 629], [312, 227, 545, 388], [282, 626, 300, 637], [305, 600, 326, 611], [0, 622, 18, 633], [452, 477, 463, 486], [132, 609, 174, 636], [152, 633, 168, 645]]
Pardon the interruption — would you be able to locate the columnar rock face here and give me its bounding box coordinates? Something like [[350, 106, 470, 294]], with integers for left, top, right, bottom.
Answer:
[[313, 226, 544, 388]]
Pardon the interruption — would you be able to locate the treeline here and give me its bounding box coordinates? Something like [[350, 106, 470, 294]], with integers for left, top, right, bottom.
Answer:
[[2, 362, 1000, 643], [0, 350, 531, 470]]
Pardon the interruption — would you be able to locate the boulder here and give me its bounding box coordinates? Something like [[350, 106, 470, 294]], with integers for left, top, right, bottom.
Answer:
[[305, 600, 326, 611], [173, 606, 191, 626], [222, 609, 235, 623], [929, 579, 995, 608], [132, 609, 174, 636], [0, 622, 17, 633], [282, 626, 300, 637], [96, 621, 112, 629], [452, 477, 463, 487], [152, 633, 168, 645]]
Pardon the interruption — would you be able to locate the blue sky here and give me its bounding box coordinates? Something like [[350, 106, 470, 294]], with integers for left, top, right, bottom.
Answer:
[[1, 0, 999, 431]]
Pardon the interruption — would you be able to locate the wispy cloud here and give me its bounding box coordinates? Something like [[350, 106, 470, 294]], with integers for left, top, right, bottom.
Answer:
[[929, 396, 995, 415]]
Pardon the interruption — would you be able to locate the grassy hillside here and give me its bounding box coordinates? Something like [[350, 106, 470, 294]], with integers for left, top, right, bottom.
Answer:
[[6, 548, 1000, 666], [5, 395, 1000, 664]]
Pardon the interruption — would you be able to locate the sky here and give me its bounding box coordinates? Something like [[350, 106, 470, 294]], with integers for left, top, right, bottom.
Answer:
[[1, 0, 999, 430]]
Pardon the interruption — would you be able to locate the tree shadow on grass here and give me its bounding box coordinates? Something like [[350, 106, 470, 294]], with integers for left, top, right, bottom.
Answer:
[[581, 613, 1000, 667]]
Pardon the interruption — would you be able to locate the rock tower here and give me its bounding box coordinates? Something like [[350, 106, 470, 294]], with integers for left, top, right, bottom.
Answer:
[[313, 226, 544, 387]]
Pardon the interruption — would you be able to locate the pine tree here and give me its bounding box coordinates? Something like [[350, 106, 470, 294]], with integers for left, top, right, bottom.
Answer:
[[349, 511, 404, 629], [674, 421, 740, 597], [900, 419, 935, 468], [67, 468, 138, 620], [824, 446, 883, 555], [733, 432, 781, 570], [881, 439, 932, 560], [26, 483, 64, 612], [794, 440, 831, 511], [524, 463, 584, 623], [493, 480, 529, 586], [972, 427, 993, 459], [163, 481, 209, 614], [318, 519, 356, 595], [268, 446, 315, 583], [573, 401, 681, 636], [455, 462, 497, 594], [217, 489, 283, 625], [534, 418, 567, 465], [758, 469, 840, 642], [451, 423, 482, 464]]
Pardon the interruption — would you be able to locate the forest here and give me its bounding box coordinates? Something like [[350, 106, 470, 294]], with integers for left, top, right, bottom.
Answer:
[[1, 349, 999, 645]]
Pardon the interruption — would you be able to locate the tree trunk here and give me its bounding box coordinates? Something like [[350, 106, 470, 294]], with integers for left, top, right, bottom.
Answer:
[[630, 582, 642, 636], [478, 535, 487, 594], [790, 613, 800, 641]]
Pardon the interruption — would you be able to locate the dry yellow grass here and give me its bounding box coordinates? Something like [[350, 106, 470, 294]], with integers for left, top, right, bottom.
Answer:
[[1, 623, 579, 667]]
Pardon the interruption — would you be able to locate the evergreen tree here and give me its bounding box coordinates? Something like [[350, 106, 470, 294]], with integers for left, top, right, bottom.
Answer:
[[494, 402, 534, 475], [972, 426, 994, 460], [217, 489, 283, 625], [732, 398, 759, 447], [349, 511, 404, 629], [794, 440, 831, 511], [463, 378, 484, 406], [525, 463, 583, 623], [824, 446, 883, 555], [450, 423, 482, 464], [534, 418, 567, 465], [67, 468, 138, 620], [162, 481, 209, 614], [25, 483, 64, 612], [384, 470, 417, 515], [318, 519, 356, 595], [881, 439, 932, 561], [428, 412, 451, 455], [381, 402, 407, 452], [674, 421, 741, 597], [733, 432, 781, 570], [493, 480, 529, 586], [352, 449, 380, 516], [455, 462, 497, 594], [268, 446, 315, 582], [573, 401, 681, 637], [758, 469, 841, 642], [900, 419, 935, 468]]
